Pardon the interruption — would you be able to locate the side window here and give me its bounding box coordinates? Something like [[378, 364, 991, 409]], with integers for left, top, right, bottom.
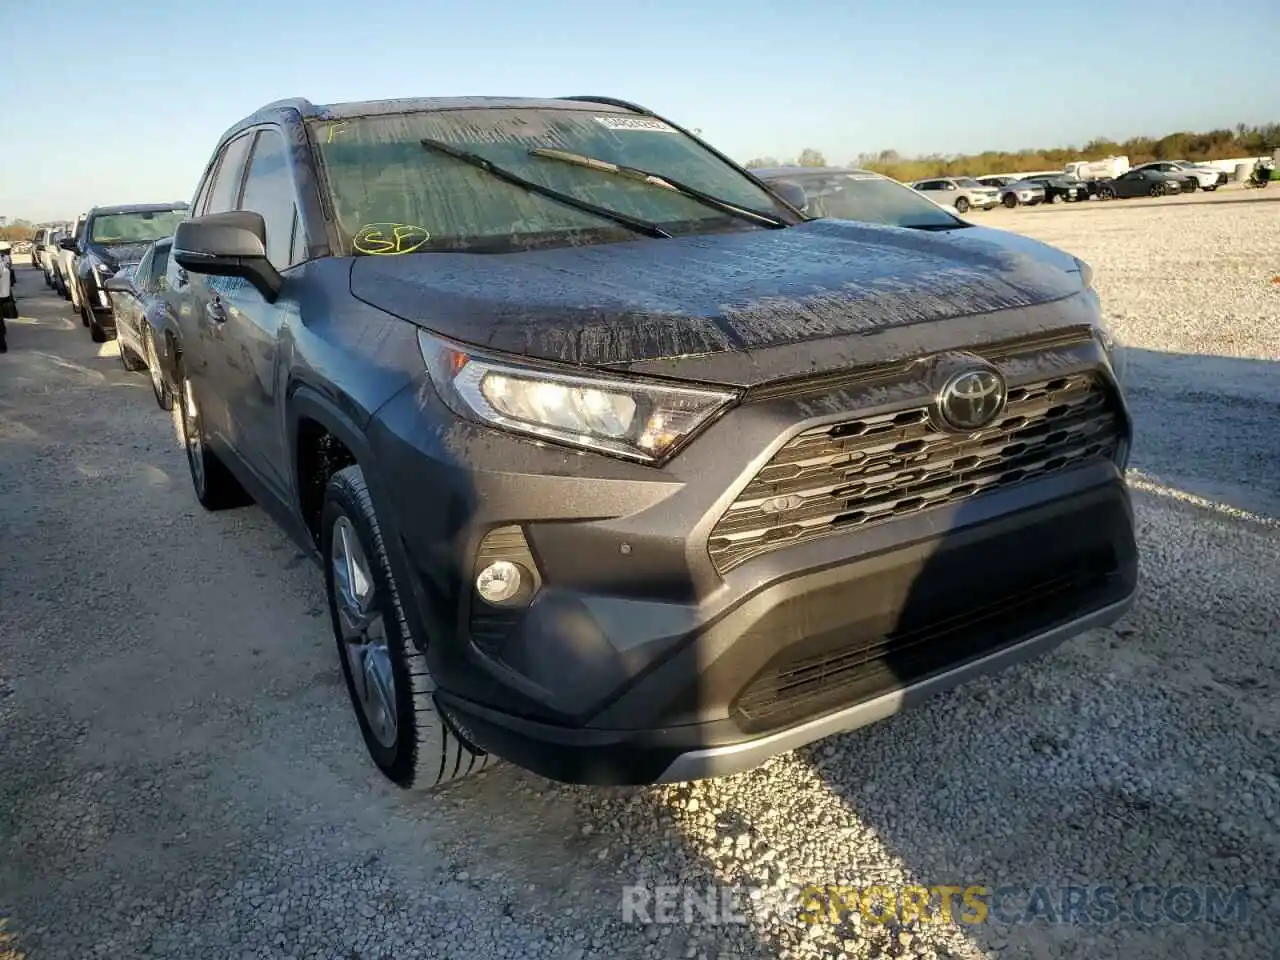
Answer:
[[133, 246, 155, 292], [152, 245, 171, 291], [203, 134, 254, 215], [238, 129, 299, 271]]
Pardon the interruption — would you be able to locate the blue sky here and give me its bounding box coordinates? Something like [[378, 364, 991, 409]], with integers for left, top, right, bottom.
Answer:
[[4, 0, 1277, 222]]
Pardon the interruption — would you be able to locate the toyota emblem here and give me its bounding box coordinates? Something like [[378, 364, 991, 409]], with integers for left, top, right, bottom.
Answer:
[[936, 367, 1007, 431]]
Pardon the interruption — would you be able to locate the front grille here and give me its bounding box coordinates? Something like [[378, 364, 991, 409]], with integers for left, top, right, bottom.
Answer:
[[708, 372, 1120, 574], [733, 556, 1117, 732]]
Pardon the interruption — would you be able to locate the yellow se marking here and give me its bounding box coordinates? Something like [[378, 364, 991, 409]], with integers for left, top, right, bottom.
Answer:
[[353, 223, 431, 256]]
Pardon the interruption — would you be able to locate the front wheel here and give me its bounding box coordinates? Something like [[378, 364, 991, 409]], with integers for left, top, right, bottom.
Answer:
[[1002, 193, 1018, 209], [954, 197, 970, 214], [144, 327, 174, 410], [322, 465, 491, 790], [1149, 183, 1165, 197], [1098, 185, 1116, 200]]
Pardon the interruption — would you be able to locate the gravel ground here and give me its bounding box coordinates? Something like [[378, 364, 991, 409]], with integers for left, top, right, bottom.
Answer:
[[1, 189, 1277, 960]]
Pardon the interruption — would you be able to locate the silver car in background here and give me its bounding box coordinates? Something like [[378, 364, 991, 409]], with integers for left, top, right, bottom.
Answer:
[[976, 175, 1047, 208], [909, 176, 1000, 213]]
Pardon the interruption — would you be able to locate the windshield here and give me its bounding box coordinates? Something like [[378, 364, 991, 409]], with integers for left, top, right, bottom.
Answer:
[[954, 177, 983, 189], [769, 173, 964, 229], [90, 210, 185, 244], [310, 107, 793, 254]]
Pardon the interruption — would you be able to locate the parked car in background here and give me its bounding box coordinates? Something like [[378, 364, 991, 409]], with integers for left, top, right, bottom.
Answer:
[[31, 228, 54, 283], [55, 214, 86, 306], [910, 176, 1000, 213], [165, 95, 1135, 794], [103, 237, 177, 409], [1094, 167, 1187, 199], [752, 166, 986, 226], [66, 202, 187, 342], [1021, 174, 1092, 203], [975, 175, 1047, 208], [1130, 160, 1223, 192]]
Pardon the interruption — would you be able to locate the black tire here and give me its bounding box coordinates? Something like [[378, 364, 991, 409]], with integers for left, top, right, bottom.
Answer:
[[119, 337, 146, 372], [1149, 183, 1164, 197], [1098, 185, 1116, 200], [1049, 193, 1063, 204], [176, 356, 253, 511], [322, 465, 490, 790], [1204, 184, 1217, 192], [144, 327, 174, 411], [954, 197, 970, 214], [1002, 193, 1018, 209], [87, 309, 109, 343]]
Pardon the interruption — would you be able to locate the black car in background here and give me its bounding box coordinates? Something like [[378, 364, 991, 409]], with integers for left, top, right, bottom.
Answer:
[[1021, 174, 1091, 203], [61, 202, 187, 342], [103, 237, 178, 409], [164, 94, 1136, 793], [1094, 167, 1188, 200]]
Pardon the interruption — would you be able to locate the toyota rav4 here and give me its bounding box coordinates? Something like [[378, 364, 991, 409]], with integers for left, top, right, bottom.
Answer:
[[164, 95, 1138, 790]]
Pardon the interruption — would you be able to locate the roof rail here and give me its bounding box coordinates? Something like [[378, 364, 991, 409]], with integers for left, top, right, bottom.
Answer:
[[560, 95, 651, 115], [255, 97, 315, 114]]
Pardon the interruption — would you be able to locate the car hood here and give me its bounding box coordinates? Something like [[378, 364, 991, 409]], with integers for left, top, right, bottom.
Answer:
[[350, 219, 1088, 386], [88, 242, 153, 267]]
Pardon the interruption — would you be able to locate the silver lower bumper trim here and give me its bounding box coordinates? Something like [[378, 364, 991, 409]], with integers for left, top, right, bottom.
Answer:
[[657, 592, 1136, 783]]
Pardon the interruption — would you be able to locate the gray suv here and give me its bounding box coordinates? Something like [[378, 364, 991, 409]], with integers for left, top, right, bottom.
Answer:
[[163, 95, 1137, 791]]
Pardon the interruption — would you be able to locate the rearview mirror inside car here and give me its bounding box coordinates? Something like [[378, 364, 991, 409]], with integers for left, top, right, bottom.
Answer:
[[769, 180, 809, 213], [173, 211, 282, 302]]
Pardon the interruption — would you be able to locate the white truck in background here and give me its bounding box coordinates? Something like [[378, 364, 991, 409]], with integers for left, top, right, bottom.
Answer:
[[1064, 155, 1130, 181]]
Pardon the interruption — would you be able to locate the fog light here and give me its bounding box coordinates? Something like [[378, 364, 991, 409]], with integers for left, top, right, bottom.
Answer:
[[476, 560, 523, 604]]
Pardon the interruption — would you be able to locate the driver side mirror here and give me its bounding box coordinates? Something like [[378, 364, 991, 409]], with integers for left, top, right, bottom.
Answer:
[[58, 237, 79, 252], [769, 179, 809, 213], [103, 274, 136, 296], [173, 210, 282, 302]]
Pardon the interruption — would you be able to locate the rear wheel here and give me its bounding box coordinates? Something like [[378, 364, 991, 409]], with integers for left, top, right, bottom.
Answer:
[[177, 357, 253, 511], [119, 337, 146, 371], [1098, 185, 1116, 200], [954, 197, 970, 214], [1002, 193, 1018, 209], [323, 465, 491, 790]]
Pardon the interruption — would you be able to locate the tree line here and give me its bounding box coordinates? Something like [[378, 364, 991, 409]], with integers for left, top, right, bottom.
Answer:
[[743, 122, 1280, 182]]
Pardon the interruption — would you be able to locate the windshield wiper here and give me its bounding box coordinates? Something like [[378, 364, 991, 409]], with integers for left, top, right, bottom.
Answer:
[[528, 148, 789, 230], [418, 138, 671, 239]]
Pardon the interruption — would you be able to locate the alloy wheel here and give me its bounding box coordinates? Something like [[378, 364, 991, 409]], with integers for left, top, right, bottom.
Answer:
[[330, 516, 398, 749]]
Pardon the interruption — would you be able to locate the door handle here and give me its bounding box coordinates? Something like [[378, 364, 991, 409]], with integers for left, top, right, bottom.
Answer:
[[205, 297, 228, 324]]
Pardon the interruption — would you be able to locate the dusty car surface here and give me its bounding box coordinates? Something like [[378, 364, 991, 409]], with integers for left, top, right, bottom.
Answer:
[[104, 237, 179, 409], [164, 95, 1137, 791]]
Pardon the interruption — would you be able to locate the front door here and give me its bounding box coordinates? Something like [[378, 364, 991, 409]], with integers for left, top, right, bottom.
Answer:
[[216, 127, 304, 500]]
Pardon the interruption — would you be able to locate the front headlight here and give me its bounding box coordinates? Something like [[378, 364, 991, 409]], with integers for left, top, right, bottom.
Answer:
[[419, 331, 738, 464], [92, 258, 115, 281]]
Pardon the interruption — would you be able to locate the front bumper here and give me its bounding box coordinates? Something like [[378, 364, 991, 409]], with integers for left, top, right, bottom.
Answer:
[[368, 331, 1137, 786]]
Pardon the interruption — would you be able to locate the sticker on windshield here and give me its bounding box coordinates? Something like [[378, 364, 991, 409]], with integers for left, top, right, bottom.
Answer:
[[593, 116, 677, 134], [353, 223, 431, 256]]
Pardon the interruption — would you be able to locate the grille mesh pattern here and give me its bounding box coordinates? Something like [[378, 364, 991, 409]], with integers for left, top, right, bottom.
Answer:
[[708, 373, 1119, 574]]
